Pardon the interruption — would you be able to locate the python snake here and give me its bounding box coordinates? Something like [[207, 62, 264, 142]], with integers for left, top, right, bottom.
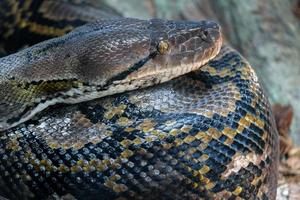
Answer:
[[0, 1, 279, 200]]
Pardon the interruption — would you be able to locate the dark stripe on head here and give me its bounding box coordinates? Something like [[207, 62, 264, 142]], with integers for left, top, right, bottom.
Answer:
[[103, 52, 157, 88]]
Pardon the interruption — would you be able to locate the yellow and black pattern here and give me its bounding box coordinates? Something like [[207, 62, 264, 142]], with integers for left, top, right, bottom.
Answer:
[[0, 0, 120, 54], [0, 46, 278, 200], [0, 0, 278, 199]]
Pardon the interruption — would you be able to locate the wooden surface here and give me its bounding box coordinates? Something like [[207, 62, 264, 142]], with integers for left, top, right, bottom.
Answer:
[[103, 0, 300, 144]]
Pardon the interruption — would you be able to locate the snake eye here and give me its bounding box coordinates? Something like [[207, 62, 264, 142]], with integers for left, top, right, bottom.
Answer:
[[157, 41, 170, 54]]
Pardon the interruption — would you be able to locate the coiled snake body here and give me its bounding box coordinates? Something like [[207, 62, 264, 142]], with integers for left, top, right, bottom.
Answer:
[[0, 1, 279, 199]]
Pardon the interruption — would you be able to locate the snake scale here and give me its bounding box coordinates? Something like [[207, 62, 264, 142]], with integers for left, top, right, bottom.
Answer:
[[0, 1, 279, 200]]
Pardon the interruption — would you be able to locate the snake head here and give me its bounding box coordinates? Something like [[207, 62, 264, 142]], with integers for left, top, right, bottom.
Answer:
[[69, 18, 222, 87], [0, 18, 222, 131], [120, 19, 222, 85]]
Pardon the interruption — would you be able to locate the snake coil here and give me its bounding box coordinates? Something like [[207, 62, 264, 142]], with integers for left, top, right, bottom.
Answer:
[[0, 1, 278, 199]]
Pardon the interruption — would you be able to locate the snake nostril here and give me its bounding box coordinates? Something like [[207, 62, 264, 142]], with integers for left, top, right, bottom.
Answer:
[[203, 30, 209, 37], [200, 30, 210, 41]]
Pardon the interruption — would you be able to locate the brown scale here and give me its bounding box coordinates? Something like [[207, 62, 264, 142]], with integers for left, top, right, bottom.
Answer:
[[0, 46, 279, 200], [0, 0, 120, 54], [0, 1, 278, 200]]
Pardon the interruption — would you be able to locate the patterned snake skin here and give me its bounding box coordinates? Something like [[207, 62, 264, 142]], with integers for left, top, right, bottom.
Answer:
[[0, 1, 279, 200]]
